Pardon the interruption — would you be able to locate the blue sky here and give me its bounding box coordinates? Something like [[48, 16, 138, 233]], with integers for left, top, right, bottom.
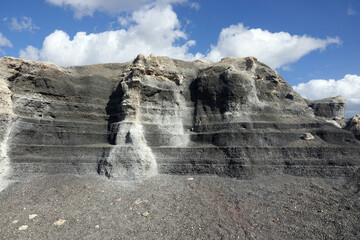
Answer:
[[0, 0, 359, 116]]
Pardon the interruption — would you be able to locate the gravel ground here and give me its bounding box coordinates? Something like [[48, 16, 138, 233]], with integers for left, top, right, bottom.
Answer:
[[0, 173, 359, 240]]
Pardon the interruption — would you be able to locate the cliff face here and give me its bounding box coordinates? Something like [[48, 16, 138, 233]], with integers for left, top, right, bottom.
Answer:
[[0, 55, 359, 185]]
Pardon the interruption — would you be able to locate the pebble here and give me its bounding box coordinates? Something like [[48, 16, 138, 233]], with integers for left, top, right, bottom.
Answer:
[[18, 225, 28, 231], [95, 225, 100, 229], [12, 220, 19, 224], [302, 133, 314, 140], [54, 219, 66, 226], [29, 214, 38, 220], [115, 198, 122, 202], [142, 211, 149, 217], [187, 178, 194, 181]]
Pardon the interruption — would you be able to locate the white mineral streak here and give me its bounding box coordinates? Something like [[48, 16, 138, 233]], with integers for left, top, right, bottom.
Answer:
[[172, 83, 191, 147], [325, 120, 342, 129], [0, 58, 15, 192], [0, 119, 14, 192], [139, 56, 190, 147], [108, 122, 158, 179], [106, 55, 194, 179], [106, 58, 158, 179]]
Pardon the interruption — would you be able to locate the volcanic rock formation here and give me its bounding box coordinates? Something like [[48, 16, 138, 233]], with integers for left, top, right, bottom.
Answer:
[[0, 55, 359, 188], [346, 114, 360, 140], [306, 95, 346, 119]]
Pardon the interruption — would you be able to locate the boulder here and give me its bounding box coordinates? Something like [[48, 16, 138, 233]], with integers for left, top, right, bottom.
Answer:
[[345, 114, 360, 140], [306, 95, 346, 119]]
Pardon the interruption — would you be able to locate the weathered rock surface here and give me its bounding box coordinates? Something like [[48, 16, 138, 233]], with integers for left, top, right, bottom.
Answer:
[[0, 55, 359, 188], [306, 95, 346, 119], [345, 114, 360, 140]]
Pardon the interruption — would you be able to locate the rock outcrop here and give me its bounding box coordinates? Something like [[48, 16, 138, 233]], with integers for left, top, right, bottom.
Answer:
[[0, 61, 15, 190], [0, 55, 359, 187], [345, 114, 360, 140], [306, 95, 346, 119]]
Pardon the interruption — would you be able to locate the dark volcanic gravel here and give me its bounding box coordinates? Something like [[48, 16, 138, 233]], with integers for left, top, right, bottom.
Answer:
[[0, 174, 359, 240]]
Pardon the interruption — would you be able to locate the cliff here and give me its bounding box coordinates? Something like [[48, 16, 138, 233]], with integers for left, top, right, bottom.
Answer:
[[0, 55, 359, 186]]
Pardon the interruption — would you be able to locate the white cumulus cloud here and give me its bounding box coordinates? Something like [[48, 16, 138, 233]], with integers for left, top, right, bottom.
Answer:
[[205, 23, 341, 69], [10, 16, 39, 32], [190, 2, 200, 10], [19, 4, 342, 71], [45, 0, 185, 18], [20, 4, 199, 66], [347, 6, 357, 16], [19, 46, 40, 60], [0, 32, 13, 55], [293, 74, 360, 117], [0, 33, 12, 47]]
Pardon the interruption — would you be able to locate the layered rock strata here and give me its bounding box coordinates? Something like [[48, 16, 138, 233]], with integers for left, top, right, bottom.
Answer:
[[306, 95, 346, 119], [0, 55, 359, 185]]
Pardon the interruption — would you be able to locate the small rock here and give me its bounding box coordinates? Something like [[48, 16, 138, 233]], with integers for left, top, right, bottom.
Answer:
[[18, 225, 28, 231], [134, 198, 149, 205], [29, 214, 38, 220], [142, 211, 149, 217], [187, 177, 194, 181], [54, 219, 66, 226], [95, 225, 100, 229], [302, 133, 314, 140], [115, 198, 122, 202], [12, 220, 19, 224], [325, 120, 342, 128]]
